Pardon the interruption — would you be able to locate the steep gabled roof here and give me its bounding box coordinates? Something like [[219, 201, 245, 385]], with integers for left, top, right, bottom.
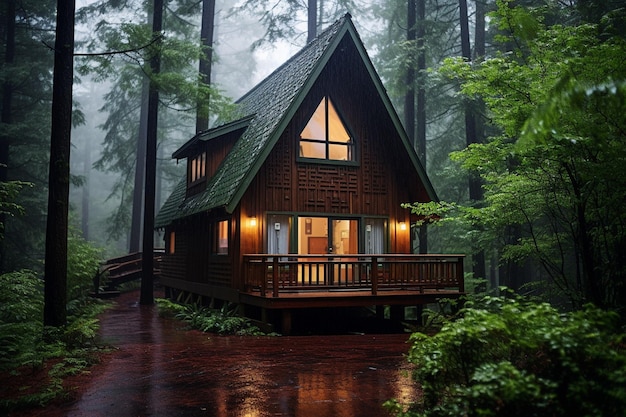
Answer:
[[155, 14, 436, 228]]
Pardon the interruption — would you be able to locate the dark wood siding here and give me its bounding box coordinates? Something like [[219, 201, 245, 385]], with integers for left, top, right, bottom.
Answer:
[[241, 34, 426, 255]]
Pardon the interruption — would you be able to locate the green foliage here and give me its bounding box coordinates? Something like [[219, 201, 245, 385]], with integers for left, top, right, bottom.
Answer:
[[231, 0, 356, 49], [435, 1, 626, 311], [0, 263, 110, 411], [0, 270, 44, 370], [67, 229, 102, 300], [387, 293, 626, 417], [78, 0, 236, 242], [156, 298, 265, 336]]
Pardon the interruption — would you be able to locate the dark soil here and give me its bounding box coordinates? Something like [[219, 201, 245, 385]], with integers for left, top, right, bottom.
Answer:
[[4, 290, 418, 417]]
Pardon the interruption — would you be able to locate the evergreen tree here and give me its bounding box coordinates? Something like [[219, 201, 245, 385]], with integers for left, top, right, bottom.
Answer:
[[79, 0, 233, 250], [441, 1, 626, 311], [0, 0, 57, 273], [44, 0, 76, 327]]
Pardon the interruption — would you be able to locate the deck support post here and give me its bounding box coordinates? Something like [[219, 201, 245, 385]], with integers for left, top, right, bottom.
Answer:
[[416, 304, 424, 326], [390, 305, 404, 322], [457, 257, 465, 292], [281, 309, 292, 335]]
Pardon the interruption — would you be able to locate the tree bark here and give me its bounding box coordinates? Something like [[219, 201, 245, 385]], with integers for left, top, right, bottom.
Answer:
[[460, 0, 486, 284], [196, 0, 215, 133], [140, 0, 163, 305], [129, 77, 148, 253], [404, 0, 416, 150], [0, 0, 16, 272], [44, 0, 75, 327], [416, 0, 428, 254], [308, 0, 317, 43]]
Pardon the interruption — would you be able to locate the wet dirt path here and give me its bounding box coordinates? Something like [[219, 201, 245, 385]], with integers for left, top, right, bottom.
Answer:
[[16, 291, 417, 417]]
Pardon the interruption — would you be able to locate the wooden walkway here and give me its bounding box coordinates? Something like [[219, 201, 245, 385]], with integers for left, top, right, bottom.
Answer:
[[92, 250, 163, 297]]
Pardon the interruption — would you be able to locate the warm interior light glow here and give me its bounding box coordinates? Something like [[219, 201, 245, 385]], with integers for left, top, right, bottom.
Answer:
[[250, 216, 257, 227], [399, 222, 407, 231]]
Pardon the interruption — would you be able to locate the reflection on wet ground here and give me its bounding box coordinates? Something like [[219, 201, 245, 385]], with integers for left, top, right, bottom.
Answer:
[[20, 291, 417, 417]]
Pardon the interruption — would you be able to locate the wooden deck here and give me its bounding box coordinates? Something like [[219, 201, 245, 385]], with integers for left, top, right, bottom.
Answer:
[[242, 254, 465, 307]]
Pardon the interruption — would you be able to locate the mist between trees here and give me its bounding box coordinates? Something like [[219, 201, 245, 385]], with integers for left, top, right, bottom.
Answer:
[[2, 0, 626, 318]]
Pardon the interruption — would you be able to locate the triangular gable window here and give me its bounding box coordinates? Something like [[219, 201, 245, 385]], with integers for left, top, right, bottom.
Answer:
[[299, 97, 354, 161]]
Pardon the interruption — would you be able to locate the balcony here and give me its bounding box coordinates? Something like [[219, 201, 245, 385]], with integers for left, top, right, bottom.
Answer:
[[243, 254, 465, 297]]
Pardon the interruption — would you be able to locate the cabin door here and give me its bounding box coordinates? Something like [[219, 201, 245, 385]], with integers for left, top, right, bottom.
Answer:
[[297, 217, 358, 255], [297, 217, 358, 284]]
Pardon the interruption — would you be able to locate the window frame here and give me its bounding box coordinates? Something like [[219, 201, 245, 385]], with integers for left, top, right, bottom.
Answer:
[[298, 96, 358, 165], [212, 219, 229, 255], [188, 151, 207, 185]]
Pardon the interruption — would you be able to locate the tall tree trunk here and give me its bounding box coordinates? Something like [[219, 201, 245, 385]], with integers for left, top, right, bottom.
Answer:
[[308, 0, 317, 43], [475, 0, 490, 288], [460, 0, 486, 286], [44, 0, 75, 327], [416, 0, 428, 254], [129, 77, 148, 253], [81, 118, 91, 240], [404, 0, 416, 150], [0, 0, 16, 272], [196, 0, 215, 133], [140, 0, 163, 305]]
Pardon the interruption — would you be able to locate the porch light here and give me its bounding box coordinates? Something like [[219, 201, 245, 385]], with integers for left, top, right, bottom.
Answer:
[[250, 216, 257, 227], [399, 222, 407, 231]]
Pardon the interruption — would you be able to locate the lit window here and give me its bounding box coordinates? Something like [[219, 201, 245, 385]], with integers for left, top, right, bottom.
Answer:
[[168, 231, 176, 254], [214, 220, 228, 255], [188, 152, 206, 183], [299, 97, 354, 161]]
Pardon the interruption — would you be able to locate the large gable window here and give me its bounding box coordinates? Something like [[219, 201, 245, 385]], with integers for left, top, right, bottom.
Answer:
[[299, 97, 354, 161]]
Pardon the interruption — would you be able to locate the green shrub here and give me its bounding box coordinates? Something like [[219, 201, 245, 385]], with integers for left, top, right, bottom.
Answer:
[[156, 298, 264, 335], [0, 270, 44, 370], [67, 230, 102, 300], [386, 293, 626, 417]]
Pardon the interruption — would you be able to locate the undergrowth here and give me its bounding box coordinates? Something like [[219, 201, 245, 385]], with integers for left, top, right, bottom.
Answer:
[[0, 233, 111, 413], [155, 297, 269, 336], [386, 290, 626, 417]]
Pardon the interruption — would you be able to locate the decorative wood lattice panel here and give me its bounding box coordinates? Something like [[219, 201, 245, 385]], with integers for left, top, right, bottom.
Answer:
[[297, 165, 358, 212]]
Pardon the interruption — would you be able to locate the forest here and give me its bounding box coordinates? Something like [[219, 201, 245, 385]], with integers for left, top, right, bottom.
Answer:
[[1, 0, 626, 415]]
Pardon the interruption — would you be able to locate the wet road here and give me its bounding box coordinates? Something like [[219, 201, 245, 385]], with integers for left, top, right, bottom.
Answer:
[[19, 291, 417, 417]]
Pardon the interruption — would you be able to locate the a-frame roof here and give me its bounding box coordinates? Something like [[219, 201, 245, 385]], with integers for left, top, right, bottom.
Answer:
[[155, 14, 436, 228]]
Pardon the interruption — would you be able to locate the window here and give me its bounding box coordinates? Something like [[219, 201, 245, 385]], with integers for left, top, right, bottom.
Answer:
[[267, 215, 291, 254], [214, 220, 229, 255], [188, 152, 206, 183], [299, 97, 354, 161], [167, 231, 176, 254], [364, 218, 387, 254]]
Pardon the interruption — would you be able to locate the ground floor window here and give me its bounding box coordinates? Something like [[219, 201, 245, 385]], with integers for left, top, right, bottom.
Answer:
[[267, 214, 291, 254], [213, 220, 229, 255], [167, 231, 176, 254]]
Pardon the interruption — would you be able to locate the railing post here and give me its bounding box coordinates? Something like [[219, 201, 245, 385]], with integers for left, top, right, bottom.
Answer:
[[272, 256, 279, 297], [371, 256, 378, 295], [260, 256, 267, 297], [457, 256, 465, 293]]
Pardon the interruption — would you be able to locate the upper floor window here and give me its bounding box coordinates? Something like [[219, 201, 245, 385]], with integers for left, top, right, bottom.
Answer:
[[299, 97, 354, 162], [188, 152, 206, 184]]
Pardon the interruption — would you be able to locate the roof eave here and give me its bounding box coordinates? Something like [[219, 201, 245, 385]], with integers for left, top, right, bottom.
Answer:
[[171, 115, 255, 160]]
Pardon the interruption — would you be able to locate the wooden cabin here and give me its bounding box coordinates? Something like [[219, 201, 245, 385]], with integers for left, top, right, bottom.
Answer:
[[155, 14, 464, 334]]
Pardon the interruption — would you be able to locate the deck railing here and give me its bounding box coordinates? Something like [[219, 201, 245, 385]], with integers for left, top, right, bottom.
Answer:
[[243, 254, 465, 297]]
